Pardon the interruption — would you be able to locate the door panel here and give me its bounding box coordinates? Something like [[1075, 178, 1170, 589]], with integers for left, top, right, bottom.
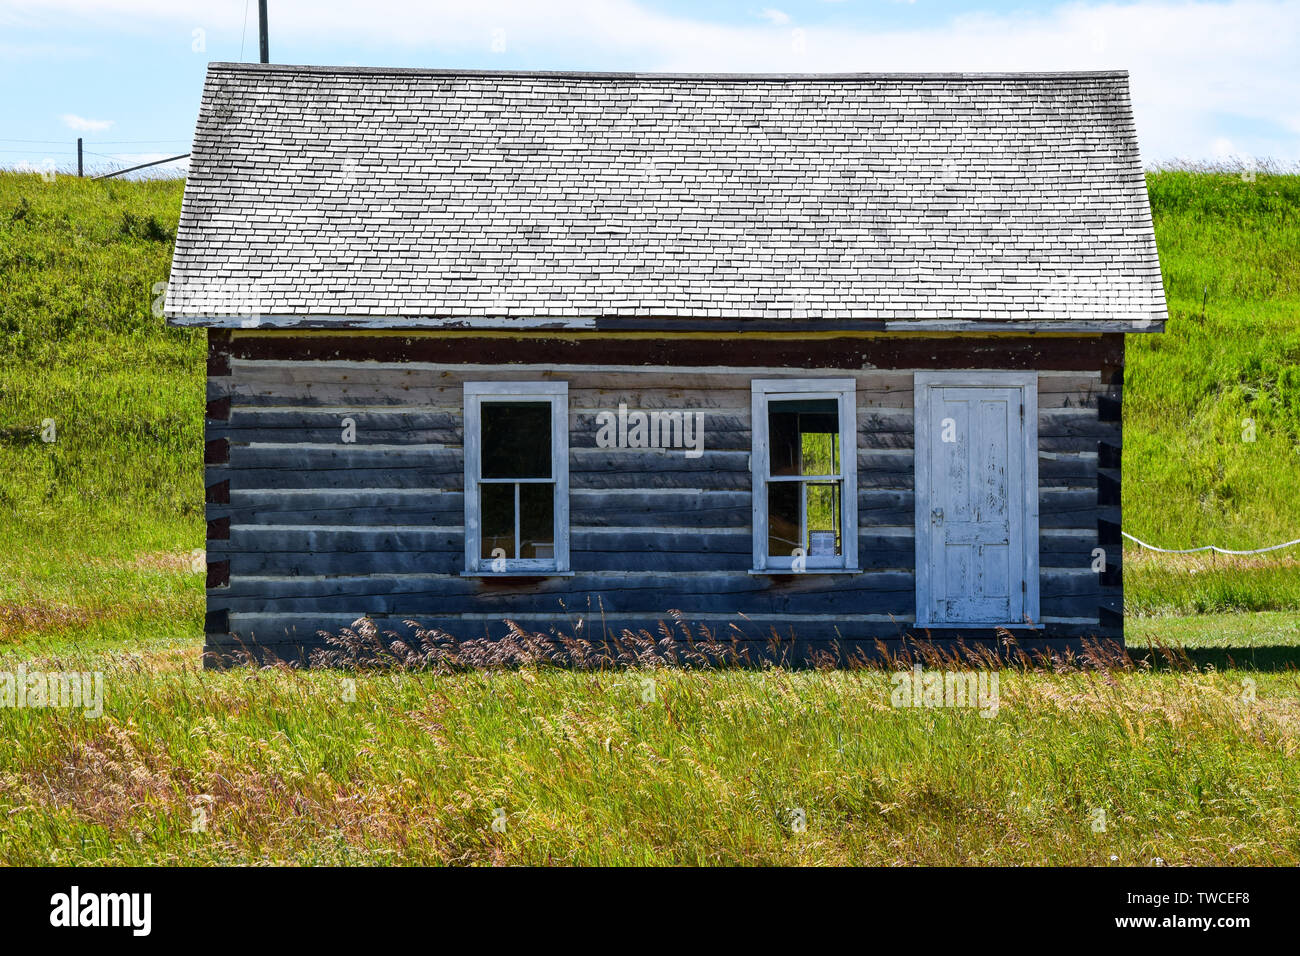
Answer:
[[924, 385, 1025, 625]]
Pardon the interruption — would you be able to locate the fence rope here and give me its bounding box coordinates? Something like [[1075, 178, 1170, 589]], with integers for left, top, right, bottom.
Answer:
[[1121, 531, 1300, 555]]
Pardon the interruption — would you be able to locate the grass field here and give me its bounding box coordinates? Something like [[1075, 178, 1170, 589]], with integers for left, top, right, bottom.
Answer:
[[2, 640, 1298, 866], [1, 167, 1298, 865]]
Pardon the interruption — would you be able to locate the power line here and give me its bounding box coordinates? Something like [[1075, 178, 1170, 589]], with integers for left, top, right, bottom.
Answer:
[[0, 138, 188, 145], [0, 147, 188, 159]]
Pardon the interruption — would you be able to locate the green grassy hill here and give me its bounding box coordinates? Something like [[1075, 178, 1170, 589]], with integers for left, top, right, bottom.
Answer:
[[1128, 171, 1300, 546], [1125, 170, 1300, 614], [0, 174, 200, 645], [0, 168, 1298, 644]]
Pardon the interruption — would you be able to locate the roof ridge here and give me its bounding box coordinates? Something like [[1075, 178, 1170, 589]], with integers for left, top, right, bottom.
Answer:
[[205, 62, 1129, 82]]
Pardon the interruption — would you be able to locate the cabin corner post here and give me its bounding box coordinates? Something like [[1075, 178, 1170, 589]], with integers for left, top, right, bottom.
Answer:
[[1097, 333, 1125, 645], [203, 329, 233, 668]]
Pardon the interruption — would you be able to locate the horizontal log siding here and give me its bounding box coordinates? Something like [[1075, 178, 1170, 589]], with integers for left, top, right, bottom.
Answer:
[[205, 331, 1122, 663]]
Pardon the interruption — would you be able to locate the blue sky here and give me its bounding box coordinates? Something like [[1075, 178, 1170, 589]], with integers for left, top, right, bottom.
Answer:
[[2, 0, 1297, 176]]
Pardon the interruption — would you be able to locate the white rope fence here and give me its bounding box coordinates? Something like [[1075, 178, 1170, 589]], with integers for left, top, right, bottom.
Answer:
[[1122, 531, 1300, 556]]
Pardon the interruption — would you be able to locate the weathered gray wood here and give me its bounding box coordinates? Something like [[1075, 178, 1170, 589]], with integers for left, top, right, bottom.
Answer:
[[1039, 435, 1106, 454], [216, 427, 462, 445], [571, 490, 749, 528], [211, 502, 461, 526], [1039, 488, 1105, 529], [572, 552, 747, 572], [227, 383, 454, 407], [225, 363, 1097, 409], [859, 431, 914, 450], [228, 488, 462, 511], [571, 469, 751, 490], [1041, 569, 1102, 596], [858, 489, 914, 524], [228, 468, 463, 491], [1038, 454, 1098, 485], [230, 444, 461, 470], [1038, 409, 1112, 439], [215, 589, 918, 618], [568, 413, 750, 450], [213, 408, 463, 445], [1039, 530, 1102, 567], [222, 525, 463, 553], [1040, 594, 1104, 618], [859, 414, 912, 448], [208, 336, 1123, 659], [209, 550, 463, 575], [231, 361, 909, 390], [217, 569, 904, 599], [570, 529, 749, 553], [213, 541, 921, 576]]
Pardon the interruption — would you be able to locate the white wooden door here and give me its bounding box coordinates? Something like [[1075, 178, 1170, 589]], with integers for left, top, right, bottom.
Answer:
[[915, 377, 1036, 627]]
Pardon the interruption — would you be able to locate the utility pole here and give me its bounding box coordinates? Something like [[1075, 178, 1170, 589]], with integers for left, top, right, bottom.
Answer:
[[259, 0, 269, 63], [77, 138, 83, 177]]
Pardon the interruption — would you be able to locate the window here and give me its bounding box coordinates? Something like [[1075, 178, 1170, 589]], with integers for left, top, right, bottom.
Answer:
[[463, 382, 569, 574], [751, 379, 857, 572]]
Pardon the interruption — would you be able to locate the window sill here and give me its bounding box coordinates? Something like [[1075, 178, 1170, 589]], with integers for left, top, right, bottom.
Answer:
[[914, 622, 1045, 630], [461, 570, 576, 578], [748, 568, 863, 576]]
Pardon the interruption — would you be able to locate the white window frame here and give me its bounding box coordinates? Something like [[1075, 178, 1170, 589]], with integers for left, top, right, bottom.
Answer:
[[913, 370, 1039, 627], [463, 381, 570, 575], [750, 378, 858, 573]]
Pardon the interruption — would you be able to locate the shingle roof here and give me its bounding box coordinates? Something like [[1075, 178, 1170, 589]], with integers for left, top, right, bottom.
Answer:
[[166, 63, 1166, 331]]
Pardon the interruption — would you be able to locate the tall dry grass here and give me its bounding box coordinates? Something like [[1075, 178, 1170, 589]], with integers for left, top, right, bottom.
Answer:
[[2, 633, 1297, 866]]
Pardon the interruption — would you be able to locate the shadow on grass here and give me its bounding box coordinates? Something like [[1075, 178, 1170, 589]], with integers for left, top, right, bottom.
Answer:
[[1130, 644, 1300, 672]]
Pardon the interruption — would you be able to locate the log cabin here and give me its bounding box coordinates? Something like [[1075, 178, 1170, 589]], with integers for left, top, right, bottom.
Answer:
[[166, 63, 1166, 665]]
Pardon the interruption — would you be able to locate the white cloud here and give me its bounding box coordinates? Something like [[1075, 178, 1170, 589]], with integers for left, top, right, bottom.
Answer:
[[61, 113, 112, 131], [13, 158, 59, 173], [8, 0, 1300, 162], [756, 8, 792, 25], [1211, 137, 1238, 159]]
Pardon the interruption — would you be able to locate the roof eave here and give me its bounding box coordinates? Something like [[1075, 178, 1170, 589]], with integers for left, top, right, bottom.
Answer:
[[165, 313, 1167, 333]]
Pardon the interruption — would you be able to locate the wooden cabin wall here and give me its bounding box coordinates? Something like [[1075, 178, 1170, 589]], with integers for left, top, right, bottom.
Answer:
[[203, 331, 1123, 664]]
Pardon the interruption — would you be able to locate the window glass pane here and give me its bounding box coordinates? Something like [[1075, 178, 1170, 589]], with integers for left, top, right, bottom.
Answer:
[[480, 483, 515, 560], [768, 399, 839, 477], [768, 481, 801, 559], [519, 482, 555, 560], [769, 406, 800, 476], [482, 401, 551, 479], [805, 481, 842, 556], [801, 432, 838, 477]]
